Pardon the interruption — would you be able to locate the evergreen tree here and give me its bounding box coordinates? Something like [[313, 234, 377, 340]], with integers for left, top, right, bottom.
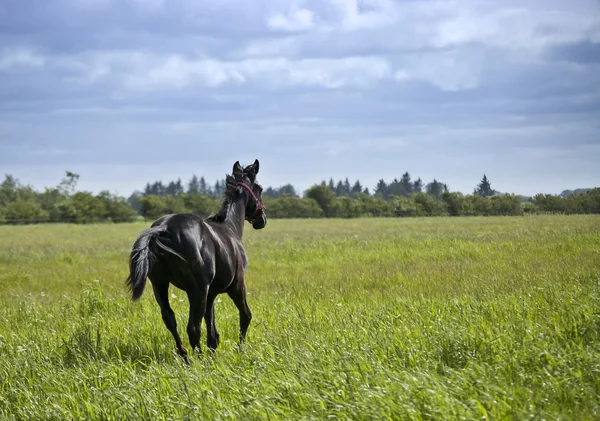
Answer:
[[335, 180, 346, 197], [264, 187, 279, 198], [174, 178, 184, 196], [344, 178, 351, 196], [150, 181, 165, 195], [279, 184, 298, 197], [199, 177, 210, 196], [388, 178, 408, 197], [328, 178, 335, 192], [188, 175, 200, 195], [474, 174, 495, 197], [351, 180, 363, 196], [426, 179, 445, 200], [374, 179, 389, 199], [166, 181, 177, 196], [213, 179, 226, 198], [399, 172, 413, 196], [413, 178, 423, 193]]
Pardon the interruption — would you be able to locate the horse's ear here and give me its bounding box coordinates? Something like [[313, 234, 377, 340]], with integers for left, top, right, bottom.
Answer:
[[232, 161, 243, 179], [251, 159, 259, 174]]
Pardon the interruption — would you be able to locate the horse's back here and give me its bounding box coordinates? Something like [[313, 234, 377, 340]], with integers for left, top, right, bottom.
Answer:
[[151, 212, 243, 290]]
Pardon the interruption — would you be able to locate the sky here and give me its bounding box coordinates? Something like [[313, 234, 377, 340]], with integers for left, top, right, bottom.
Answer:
[[1, 0, 599, 197]]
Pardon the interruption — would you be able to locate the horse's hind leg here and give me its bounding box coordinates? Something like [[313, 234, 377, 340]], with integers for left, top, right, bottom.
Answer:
[[186, 282, 209, 354], [204, 291, 220, 351], [150, 279, 189, 364], [227, 278, 252, 344]]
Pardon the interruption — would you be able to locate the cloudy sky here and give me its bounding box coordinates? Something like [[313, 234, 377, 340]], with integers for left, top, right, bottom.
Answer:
[[1, 0, 599, 197]]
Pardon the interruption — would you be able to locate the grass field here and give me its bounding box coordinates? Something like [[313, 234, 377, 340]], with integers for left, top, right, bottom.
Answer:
[[0, 216, 599, 420]]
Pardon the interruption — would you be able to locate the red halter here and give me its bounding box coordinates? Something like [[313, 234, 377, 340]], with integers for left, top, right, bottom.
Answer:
[[236, 181, 264, 221]]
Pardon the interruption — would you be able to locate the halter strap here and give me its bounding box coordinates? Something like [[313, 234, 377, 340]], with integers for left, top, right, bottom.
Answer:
[[235, 180, 264, 221]]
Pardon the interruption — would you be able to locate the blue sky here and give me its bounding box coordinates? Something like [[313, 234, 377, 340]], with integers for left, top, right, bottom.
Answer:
[[1, 0, 599, 197]]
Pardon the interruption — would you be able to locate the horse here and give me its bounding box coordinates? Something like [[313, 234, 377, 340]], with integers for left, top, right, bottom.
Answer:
[[125, 159, 267, 363]]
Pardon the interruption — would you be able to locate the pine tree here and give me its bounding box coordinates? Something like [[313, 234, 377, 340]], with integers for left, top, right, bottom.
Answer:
[[374, 179, 389, 199], [426, 179, 444, 200], [328, 178, 335, 192], [344, 178, 351, 196], [351, 180, 363, 196], [166, 181, 177, 196], [174, 178, 184, 196], [188, 175, 200, 195], [335, 180, 346, 197], [413, 178, 423, 193], [199, 177, 209, 195], [264, 187, 278, 198], [399, 172, 412, 196], [474, 174, 495, 197]]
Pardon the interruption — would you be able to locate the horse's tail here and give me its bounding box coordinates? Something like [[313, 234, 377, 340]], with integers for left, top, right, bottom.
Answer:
[[126, 223, 185, 301]]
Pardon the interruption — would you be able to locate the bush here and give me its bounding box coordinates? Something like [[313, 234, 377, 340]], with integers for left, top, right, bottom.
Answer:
[[2, 200, 48, 223], [264, 196, 323, 218]]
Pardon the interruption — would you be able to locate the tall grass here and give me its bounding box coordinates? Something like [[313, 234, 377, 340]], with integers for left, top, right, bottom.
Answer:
[[0, 216, 599, 420]]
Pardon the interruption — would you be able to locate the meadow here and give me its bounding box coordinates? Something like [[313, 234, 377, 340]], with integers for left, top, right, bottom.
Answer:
[[0, 216, 599, 420]]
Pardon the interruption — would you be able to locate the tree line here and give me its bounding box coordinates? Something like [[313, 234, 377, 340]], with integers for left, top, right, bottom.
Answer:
[[1, 171, 598, 224]]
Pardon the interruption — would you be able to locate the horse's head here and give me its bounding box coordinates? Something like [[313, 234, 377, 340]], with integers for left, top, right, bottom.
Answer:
[[231, 159, 267, 229]]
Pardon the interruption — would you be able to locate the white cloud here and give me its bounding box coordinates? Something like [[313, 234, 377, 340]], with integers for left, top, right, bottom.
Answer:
[[48, 51, 396, 90], [404, 49, 486, 91], [432, 7, 600, 50], [268, 7, 316, 32], [0, 49, 46, 70], [1, 0, 599, 196], [330, 0, 398, 31]]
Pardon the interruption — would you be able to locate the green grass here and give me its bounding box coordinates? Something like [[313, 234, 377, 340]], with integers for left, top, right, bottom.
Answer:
[[1, 216, 599, 420]]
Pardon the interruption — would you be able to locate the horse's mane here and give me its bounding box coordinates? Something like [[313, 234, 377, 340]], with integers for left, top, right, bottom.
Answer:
[[206, 164, 256, 223], [206, 175, 239, 223]]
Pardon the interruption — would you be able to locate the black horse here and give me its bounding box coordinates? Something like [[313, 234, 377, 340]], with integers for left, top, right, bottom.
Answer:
[[126, 159, 266, 363]]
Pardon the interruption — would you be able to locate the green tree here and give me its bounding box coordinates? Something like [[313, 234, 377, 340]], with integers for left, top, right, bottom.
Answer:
[[412, 192, 447, 216], [2, 201, 47, 223], [426, 179, 445, 200], [399, 172, 413, 196], [442, 192, 465, 216], [0, 174, 19, 207], [58, 171, 79, 196], [279, 184, 298, 197], [374, 179, 389, 199], [328, 178, 335, 192], [388, 179, 408, 198], [199, 177, 210, 195], [39, 187, 66, 220], [351, 180, 363, 197], [263, 196, 323, 218], [335, 180, 346, 197], [184, 194, 219, 217], [188, 175, 200, 195], [393, 196, 418, 217], [305, 185, 336, 217], [343, 178, 351, 196], [474, 174, 495, 197], [413, 178, 423, 193]]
